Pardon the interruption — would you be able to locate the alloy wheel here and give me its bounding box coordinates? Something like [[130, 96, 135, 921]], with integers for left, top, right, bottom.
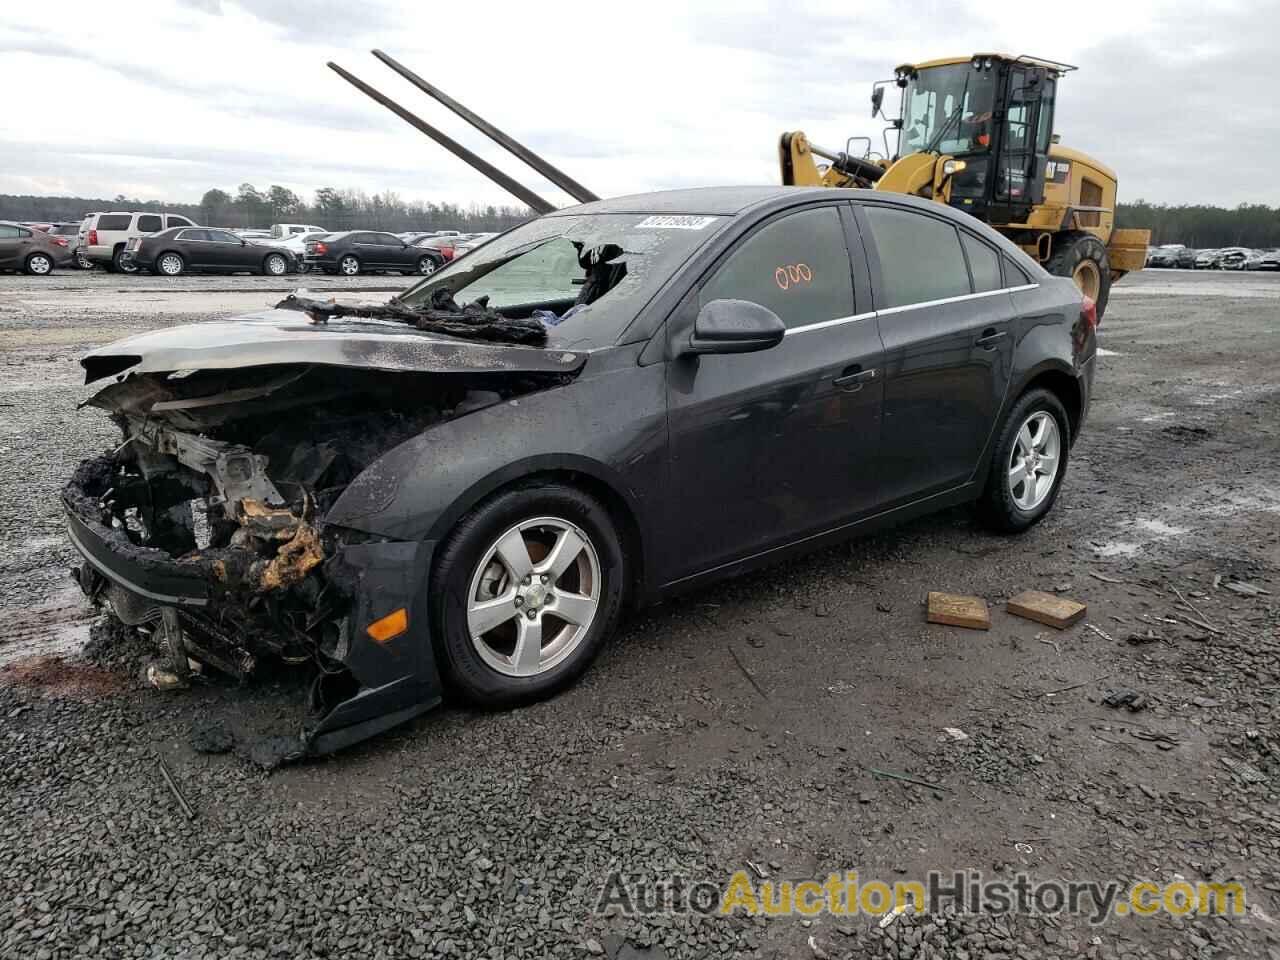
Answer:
[[466, 517, 601, 678], [418, 257, 436, 275], [340, 256, 359, 276], [265, 255, 287, 276], [1007, 411, 1061, 511], [159, 254, 182, 276]]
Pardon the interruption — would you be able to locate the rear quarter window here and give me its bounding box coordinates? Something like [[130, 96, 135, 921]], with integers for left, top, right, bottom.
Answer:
[[960, 232, 1002, 293], [96, 214, 132, 231], [137, 215, 164, 233], [863, 206, 971, 308], [1004, 256, 1033, 286]]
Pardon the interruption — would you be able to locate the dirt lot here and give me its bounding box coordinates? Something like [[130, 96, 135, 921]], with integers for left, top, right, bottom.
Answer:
[[0, 269, 1277, 960]]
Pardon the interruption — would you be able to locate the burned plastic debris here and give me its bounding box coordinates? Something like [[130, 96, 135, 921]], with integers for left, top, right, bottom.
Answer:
[[275, 288, 548, 345]]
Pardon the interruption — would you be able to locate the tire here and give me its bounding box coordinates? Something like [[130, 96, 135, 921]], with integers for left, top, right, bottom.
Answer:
[[1045, 233, 1110, 320], [338, 254, 360, 276], [111, 246, 137, 275], [431, 482, 626, 707], [263, 253, 288, 276], [977, 388, 1071, 534], [23, 253, 53, 276], [156, 252, 184, 277], [417, 256, 438, 276], [75, 252, 93, 270]]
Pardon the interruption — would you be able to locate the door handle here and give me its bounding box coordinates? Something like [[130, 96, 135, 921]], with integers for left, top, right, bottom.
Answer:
[[833, 366, 877, 392], [975, 329, 1008, 349]]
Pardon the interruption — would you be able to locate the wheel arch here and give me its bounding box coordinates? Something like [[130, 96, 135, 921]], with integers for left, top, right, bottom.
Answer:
[[1014, 363, 1082, 444], [426, 455, 649, 607]]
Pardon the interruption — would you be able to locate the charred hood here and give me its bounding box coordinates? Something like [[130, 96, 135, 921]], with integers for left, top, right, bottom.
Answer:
[[79, 309, 586, 384]]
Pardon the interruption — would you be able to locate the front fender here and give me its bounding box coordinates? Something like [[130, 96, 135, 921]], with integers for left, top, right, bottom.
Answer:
[[325, 344, 667, 552]]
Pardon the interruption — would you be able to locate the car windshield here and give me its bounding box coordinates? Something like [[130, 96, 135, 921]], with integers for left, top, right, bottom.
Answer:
[[900, 63, 997, 157], [397, 212, 725, 349]]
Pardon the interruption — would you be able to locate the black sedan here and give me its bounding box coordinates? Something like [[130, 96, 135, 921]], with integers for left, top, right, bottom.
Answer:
[[304, 230, 445, 276], [125, 227, 296, 276], [63, 186, 1095, 754]]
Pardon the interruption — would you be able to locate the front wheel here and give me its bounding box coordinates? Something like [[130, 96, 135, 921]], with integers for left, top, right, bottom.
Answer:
[[977, 388, 1071, 534], [432, 483, 626, 707], [339, 254, 360, 276], [263, 253, 288, 276], [417, 256, 437, 275], [1046, 233, 1110, 320], [24, 253, 53, 276]]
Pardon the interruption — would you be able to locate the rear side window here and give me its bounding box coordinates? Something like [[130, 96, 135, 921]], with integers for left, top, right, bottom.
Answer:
[[699, 206, 854, 329], [375, 233, 401, 245], [55, 224, 79, 236], [177, 229, 210, 241], [137, 215, 163, 233], [167, 216, 193, 228], [960, 232, 1002, 293], [1004, 256, 1033, 285], [97, 214, 132, 231], [863, 206, 970, 307]]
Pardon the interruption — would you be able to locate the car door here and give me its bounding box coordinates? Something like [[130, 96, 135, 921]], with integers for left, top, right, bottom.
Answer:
[[663, 203, 885, 582], [855, 202, 1017, 507], [173, 229, 213, 268], [349, 232, 379, 267], [0, 225, 22, 268], [205, 229, 246, 270], [369, 232, 406, 268]]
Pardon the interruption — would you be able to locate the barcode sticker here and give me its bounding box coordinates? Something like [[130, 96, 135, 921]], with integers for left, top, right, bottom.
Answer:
[[635, 215, 718, 230]]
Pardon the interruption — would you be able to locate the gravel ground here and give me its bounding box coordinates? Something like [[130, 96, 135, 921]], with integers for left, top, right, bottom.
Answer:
[[0, 269, 1277, 960]]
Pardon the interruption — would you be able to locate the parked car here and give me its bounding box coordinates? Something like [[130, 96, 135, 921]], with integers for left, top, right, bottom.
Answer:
[[1256, 250, 1280, 271], [78, 211, 199, 272], [413, 235, 460, 262], [125, 227, 296, 276], [1243, 251, 1266, 271], [63, 186, 1094, 753], [270, 223, 327, 239], [1175, 248, 1198, 269], [1218, 248, 1250, 271], [0, 220, 72, 274], [257, 231, 329, 270], [453, 232, 499, 257], [1195, 249, 1223, 269], [304, 230, 445, 275]]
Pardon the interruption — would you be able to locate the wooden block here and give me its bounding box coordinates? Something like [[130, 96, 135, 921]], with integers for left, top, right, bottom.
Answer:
[[1007, 590, 1087, 629], [926, 592, 991, 630]]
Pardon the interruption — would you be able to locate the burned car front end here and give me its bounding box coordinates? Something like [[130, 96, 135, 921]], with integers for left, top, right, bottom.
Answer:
[[64, 313, 585, 753]]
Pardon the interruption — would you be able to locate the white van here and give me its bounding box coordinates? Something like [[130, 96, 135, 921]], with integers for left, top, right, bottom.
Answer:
[[270, 223, 328, 239], [79, 211, 199, 272]]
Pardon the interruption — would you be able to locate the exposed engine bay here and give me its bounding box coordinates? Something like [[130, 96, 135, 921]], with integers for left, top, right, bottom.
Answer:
[[63, 359, 573, 752]]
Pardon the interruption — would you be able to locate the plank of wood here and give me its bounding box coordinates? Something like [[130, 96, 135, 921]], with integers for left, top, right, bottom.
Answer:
[[926, 592, 991, 630], [1007, 590, 1087, 629]]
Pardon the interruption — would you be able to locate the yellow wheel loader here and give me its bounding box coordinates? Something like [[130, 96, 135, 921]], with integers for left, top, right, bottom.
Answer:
[[780, 54, 1149, 318]]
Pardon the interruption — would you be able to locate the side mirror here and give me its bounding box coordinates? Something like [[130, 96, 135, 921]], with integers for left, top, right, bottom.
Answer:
[[684, 299, 785, 356], [871, 84, 885, 118]]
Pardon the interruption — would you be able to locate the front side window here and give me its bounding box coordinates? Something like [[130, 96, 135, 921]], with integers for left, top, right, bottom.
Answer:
[[375, 233, 402, 245], [137, 215, 163, 233], [699, 206, 853, 329], [208, 230, 240, 243], [0, 225, 20, 239], [960, 232, 1002, 292], [864, 206, 970, 307], [900, 63, 997, 158]]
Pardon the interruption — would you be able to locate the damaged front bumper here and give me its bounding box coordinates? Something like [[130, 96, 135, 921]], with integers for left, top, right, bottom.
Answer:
[[63, 443, 444, 755]]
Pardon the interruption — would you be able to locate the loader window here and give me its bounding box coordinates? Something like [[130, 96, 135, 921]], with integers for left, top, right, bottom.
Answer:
[[900, 63, 996, 158]]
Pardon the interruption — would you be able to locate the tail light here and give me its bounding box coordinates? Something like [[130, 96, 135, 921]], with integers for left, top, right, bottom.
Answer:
[[315, 242, 328, 255], [88, 229, 98, 246], [52, 236, 68, 247], [1081, 296, 1098, 331], [440, 245, 455, 260]]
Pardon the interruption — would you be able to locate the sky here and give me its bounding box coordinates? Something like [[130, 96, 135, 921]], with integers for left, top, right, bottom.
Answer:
[[0, 0, 1273, 210]]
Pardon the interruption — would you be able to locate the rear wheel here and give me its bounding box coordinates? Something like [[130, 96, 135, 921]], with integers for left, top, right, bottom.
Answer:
[[432, 482, 626, 706], [978, 388, 1070, 534], [75, 252, 93, 270], [111, 246, 137, 275], [339, 254, 360, 276], [156, 252, 184, 276], [1046, 233, 1110, 319], [263, 253, 288, 276], [24, 253, 53, 276]]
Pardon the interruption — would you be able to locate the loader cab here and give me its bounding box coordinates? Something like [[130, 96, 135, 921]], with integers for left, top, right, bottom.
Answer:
[[891, 55, 1065, 224]]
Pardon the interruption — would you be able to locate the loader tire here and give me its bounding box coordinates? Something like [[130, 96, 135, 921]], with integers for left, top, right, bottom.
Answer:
[[1046, 233, 1110, 320]]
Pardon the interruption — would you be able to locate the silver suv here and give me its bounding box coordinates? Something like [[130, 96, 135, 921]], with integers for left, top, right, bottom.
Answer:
[[78, 211, 199, 273]]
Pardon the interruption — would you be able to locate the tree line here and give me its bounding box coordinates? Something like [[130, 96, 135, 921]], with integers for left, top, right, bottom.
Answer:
[[0, 184, 536, 234], [1116, 201, 1280, 249], [3, 186, 1280, 249]]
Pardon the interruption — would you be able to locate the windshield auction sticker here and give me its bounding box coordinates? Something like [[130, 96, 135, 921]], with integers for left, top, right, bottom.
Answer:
[[635, 215, 719, 230]]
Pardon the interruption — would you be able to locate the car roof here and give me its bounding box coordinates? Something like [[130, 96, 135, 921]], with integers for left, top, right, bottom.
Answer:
[[562, 186, 825, 217]]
